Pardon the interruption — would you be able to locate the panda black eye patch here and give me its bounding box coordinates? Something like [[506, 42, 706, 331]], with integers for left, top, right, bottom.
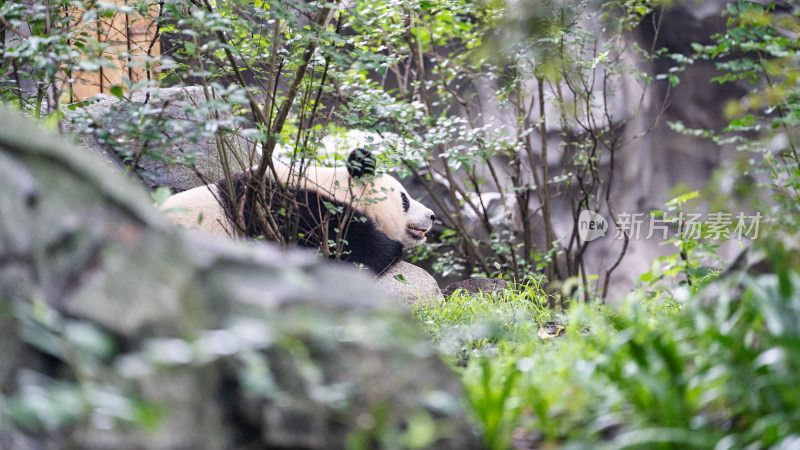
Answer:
[[401, 192, 410, 212]]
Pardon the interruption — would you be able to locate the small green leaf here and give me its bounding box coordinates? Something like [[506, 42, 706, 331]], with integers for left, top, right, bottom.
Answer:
[[151, 186, 173, 206], [109, 85, 124, 99]]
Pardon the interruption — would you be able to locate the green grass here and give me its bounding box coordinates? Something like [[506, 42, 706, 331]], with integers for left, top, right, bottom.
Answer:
[[413, 246, 800, 449], [414, 280, 553, 367]]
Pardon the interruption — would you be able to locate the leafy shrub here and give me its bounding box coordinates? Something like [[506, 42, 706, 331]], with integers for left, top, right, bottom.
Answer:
[[0, 0, 676, 292], [417, 236, 800, 448]]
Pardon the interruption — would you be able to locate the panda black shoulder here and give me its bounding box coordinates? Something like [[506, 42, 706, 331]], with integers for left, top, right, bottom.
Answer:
[[213, 170, 280, 238], [292, 186, 403, 274], [332, 209, 404, 275]]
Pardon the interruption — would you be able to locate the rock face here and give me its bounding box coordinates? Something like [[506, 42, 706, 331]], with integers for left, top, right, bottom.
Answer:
[[378, 261, 444, 305], [63, 86, 252, 192], [0, 110, 480, 449]]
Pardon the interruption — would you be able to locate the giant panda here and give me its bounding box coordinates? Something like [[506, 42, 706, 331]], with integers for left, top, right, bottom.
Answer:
[[160, 148, 436, 275]]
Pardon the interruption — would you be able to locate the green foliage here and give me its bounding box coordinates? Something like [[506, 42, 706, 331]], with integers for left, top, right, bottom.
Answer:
[[415, 237, 800, 448], [1, 0, 675, 291], [637, 191, 726, 300], [376, 0, 670, 288], [689, 0, 800, 234], [414, 278, 551, 363], [5, 0, 800, 445], [653, 0, 800, 305], [0, 0, 161, 116]]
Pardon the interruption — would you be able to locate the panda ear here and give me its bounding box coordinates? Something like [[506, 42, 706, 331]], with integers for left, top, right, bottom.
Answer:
[[346, 148, 377, 179]]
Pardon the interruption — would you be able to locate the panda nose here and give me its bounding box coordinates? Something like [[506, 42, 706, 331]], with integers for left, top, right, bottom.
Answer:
[[430, 213, 437, 223]]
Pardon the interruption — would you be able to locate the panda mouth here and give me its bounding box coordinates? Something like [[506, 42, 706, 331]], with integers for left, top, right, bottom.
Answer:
[[407, 227, 427, 240]]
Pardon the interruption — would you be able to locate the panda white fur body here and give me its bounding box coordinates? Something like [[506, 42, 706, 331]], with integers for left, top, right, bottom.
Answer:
[[160, 149, 435, 274]]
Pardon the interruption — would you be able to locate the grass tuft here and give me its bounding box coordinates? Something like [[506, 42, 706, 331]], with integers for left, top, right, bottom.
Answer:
[[413, 251, 800, 449]]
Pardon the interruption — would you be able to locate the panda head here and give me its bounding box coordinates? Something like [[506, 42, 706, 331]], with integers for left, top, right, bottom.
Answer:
[[346, 148, 436, 249]]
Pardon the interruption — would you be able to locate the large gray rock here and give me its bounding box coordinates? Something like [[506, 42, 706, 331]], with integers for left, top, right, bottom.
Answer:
[[0, 110, 480, 449], [63, 86, 252, 192], [378, 261, 444, 306]]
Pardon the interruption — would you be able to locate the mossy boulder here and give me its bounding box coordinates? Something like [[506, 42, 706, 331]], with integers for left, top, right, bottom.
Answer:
[[0, 110, 480, 449]]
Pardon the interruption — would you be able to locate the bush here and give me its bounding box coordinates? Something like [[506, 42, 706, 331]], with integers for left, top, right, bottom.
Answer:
[[416, 236, 800, 448], [0, 0, 675, 293]]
